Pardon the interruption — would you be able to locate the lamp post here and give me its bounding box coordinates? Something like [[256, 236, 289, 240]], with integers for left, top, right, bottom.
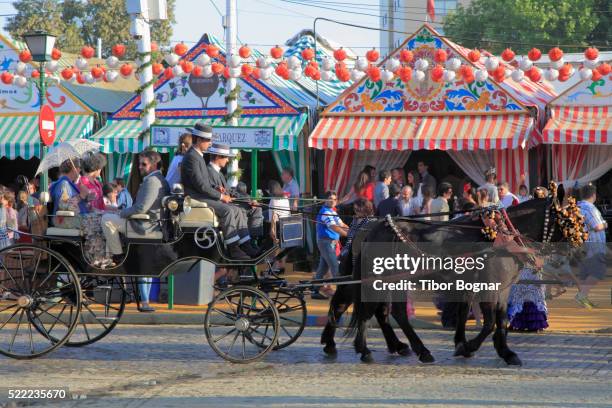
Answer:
[[23, 31, 56, 201]]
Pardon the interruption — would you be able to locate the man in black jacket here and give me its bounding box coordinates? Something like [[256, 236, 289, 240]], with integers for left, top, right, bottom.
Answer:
[[376, 183, 401, 217], [180, 123, 256, 259]]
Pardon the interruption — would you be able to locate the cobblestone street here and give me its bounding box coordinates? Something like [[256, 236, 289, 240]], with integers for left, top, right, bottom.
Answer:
[[0, 326, 610, 408]]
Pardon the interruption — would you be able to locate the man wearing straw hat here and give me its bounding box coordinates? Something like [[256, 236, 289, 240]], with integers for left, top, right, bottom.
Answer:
[[207, 142, 264, 241], [181, 123, 257, 260]]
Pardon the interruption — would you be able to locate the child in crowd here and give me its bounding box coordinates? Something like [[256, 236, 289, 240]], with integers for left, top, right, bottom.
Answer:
[[103, 183, 119, 211]]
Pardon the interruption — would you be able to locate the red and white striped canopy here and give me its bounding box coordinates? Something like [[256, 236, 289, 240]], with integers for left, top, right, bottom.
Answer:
[[542, 106, 611, 145], [309, 114, 534, 151]]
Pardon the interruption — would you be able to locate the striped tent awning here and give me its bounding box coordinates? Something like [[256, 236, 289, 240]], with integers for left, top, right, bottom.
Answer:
[[0, 114, 94, 159], [309, 114, 533, 151], [93, 114, 308, 153], [541, 106, 611, 145]]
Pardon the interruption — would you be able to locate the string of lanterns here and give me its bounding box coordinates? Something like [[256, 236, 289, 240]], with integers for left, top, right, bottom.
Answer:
[[0, 41, 609, 89]]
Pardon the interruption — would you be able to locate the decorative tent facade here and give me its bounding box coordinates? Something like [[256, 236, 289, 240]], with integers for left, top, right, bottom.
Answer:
[[309, 25, 557, 195], [540, 74, 612, 186]]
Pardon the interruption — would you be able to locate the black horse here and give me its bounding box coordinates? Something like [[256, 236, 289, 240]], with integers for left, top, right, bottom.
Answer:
[[321, 188, 577, 366]]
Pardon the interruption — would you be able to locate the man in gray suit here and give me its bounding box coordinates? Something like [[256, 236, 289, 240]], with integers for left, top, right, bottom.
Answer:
[[207, 143, 264, 240], [181, 123, 257, 260], [102, 150, 170, 261]]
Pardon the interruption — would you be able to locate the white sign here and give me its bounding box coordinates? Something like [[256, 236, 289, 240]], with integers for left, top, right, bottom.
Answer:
[[150, 125, 275, 149]]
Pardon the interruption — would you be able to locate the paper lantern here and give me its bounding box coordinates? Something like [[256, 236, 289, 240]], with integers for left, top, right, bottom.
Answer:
[[475, 69, 488, 82], [1, 71, 13, 84], [336, 68, 350, 82], [492, 66, 506, 82], [270, 45, 283, 59], [251, 67, 261, 80], [321, 70, 334, 81], [91, 65, 104, 79], [397, 66, 412, 82], [289, 69, 302, 81], [501, 48, 515, 62], [19, 50, 32, 63], [430, 64, 444, 82], [335, 61, 347, 73], [51, 48, 62, 61], [544, 68, 559, 81], [511, 69, 525, 82], [467, 49, 480, 63], [181, 60, 194, 74], [598, 63, 611, 75], [518, 57, 533, 71], [526, 66, 541, 82], [527, 48, 541, 61], [15, 61, 27, 74], [196, 54, 211, 67], [105, 70, 119, 82], [222, 66, 230, 79], [459, 65, 473, 78], [165, 53, 180, 66], [275, 62, 289, 78], [350, 69, 365, 82], [164, 67, 174, 79], [550, 58, 564, 70], [445, 57, 461, 71], [76, 73, 86, 84], [414, 69, 426, 82], [206, 44, 220, 58], [366, 48, 379, 63], [304, 64, 318, 78], [120, 63, 133, 77], [201, 65, 213, 78], [463, 73, 475, 83], [84, 72, 95, 84], [333, 48, 347, 61], [241, 63, 254, 77], [152, 62, 164, 75], [399, 49, 413, 63], [591, 69, 602, 81], [443, 69, 456, 83], [381, 69, 395, 82], [559, 63, 573, 77], [414, 58, 429, 72], [584, 58, 599, 69], [558, 73, 570, 82], [311, 70, 321, 81], [434, 49, 448, 63], [367, 65, 381, 82], [81, 46, 95, 59], [256, 56, 271, 69], [260, 67, 273, 80], [548, 47, 563, 62], [230, 67, 241, 78], [484, 56, 499, 71], [60, 67, 74, 81], [13, 75, 27, 88], [30, 70, 40, 79], [46, 60, 59, 73], [355, 57, 368, 71], [287, 55, 301, 70], [385, 57, 400, 72], [151, 41, 158, 52], [584, 47, 599, 61], [106, 56, 119, 69], [239, 45, 251, 59], [211, 62, 224, 75], [229, 54, 242, 68], [301, 47, 315, 61], [579, 68, 593, 81]]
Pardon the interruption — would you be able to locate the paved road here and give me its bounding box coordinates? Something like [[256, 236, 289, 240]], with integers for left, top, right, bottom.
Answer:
[[0, 326, 610, 408]]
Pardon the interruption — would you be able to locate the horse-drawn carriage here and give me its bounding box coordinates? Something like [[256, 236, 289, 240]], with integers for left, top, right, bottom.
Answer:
[[0, 185, 308, 363]]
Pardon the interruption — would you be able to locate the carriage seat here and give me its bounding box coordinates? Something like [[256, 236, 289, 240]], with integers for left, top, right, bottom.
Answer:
[[46, 211, 82, 237], [125, 214, 163, 239], [180, 198, 218, 228]]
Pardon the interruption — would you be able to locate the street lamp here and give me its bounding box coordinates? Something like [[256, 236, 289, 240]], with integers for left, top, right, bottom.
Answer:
[[23, 31, 56, 201]]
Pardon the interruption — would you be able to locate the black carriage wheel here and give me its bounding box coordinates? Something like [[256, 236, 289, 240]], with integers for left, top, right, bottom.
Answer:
[[267, 289, 307, 350], [204, 286, 279, 364], [31, 276, 127, 347], [0, 244, 81, 359]]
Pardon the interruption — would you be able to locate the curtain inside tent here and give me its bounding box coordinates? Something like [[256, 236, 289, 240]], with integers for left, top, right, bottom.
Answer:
[[552, 145, 612, 188], [448, 149, 529, 191]]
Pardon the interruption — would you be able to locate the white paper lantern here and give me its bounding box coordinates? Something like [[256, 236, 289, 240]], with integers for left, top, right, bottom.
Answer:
[[445, 57, 461, 71], [13, 75, 27, 87], [504, 68, 512, 79], [321, 70, 334, 81], [443, 69, 456, 83], [584, 58, 599, 69], [260, 67, 273, 80], [550, 58, 564, 70], [229, 67, 241, 78], [518, 57, 533, 71], [511, 69, 525, 82], [172, 65, 184, 77], [351, 69, 365, 81], [85, 73, 95, 84], [289, 69, 302, 81], [385, 57, 400, 72], [287, 55, 301, 70], [105, 70, 119, 82], [201, 65, 213, 78], [229, 54, 242, 68], [256, 56, 272, 69], [381, 69, 395, 82], [196, 54, 211, 67], [75, 57, 88, 71], [15, 61, 27, 74], [415, 58, 429, 72], [355, 57, 368, 71], [484, 56, 499, 71], [164, 53, 180, 66], [579, 67, 592, 81], [475, 69, 488, 82], [106, 56, 120, 69], [544, 68, 559, 81], [414, 69, 426, 82], [322, 57, 334, 71], [46, 60, 59, 73]]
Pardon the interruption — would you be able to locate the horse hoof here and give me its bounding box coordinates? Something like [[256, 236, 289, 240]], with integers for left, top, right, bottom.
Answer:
[[397, 345, 411, 357], [360, 353, 374, 363], [419, 352, 435, 364], [454, 343, 473, 358], [505, 354, 522, 366], [323, 344, 337, 356]]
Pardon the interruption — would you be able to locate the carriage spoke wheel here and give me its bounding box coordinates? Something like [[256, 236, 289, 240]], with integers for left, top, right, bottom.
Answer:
[[265, 289, 306, 350], [32, 276, 126, 347], [0, 244, 81, 359], [204, 286, 279, 363]]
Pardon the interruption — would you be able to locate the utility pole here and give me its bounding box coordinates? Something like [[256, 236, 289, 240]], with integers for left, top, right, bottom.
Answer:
[[225, 0, 239, 188]]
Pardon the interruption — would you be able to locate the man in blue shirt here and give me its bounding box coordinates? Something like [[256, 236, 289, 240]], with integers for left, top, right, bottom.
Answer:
[[313, 191, 348, 299], [576, 184, 608, 308]]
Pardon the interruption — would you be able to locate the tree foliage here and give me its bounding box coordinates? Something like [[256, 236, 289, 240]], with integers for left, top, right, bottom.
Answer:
[[6, 0, 176, 56], [442, 0, 606, 53]]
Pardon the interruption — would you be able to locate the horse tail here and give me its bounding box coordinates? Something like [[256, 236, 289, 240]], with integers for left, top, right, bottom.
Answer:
[[344, 249, 364, 339]]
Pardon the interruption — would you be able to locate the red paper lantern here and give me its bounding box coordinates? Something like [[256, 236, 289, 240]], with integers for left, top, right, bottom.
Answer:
[[526, 67, 541, 82], [527, 48, 542, 61], [304, 64, 318, 78], [333, 48, 347, 61], [241, 63, 254, 77], [548, 47, 563, 62], [19, 50, 32, 63], [312, 70, 321, 81], [192, 65, 203, 77], [301, 48, 315, 61], [174, 42, 189, 57], [51, 48, 62, 61], [591, 69, 602, 81], [336, 68, 350, 82], [223, 66, 230, 79], [151, 42, 159, 52], [251, 67, 261, 80], [270, 45, 283, 59], [459, 65, 474, 78], [211, 62, 224, 75], [181, 60, 194, 74], [559, 63, 573, 77], [584, 47, 599, 61], [366, 48, 379, 63], [597, 63, 611, 75], [152, 63, 164, 75], [112, 44, 126, 58], [399, 49, 413, 63], [1, 71, 13, 84], [558, 74, 570, 82], [164, 67, 174, 79], [81, 46, 95, 59], [76, 73, 86, 84], [61, 67, 74, 80], [30, 70, 40, 79], [367, 65, 381, 82], [501, 48, 515, 62], [275, 62, 289, 78], [335, 62, 346, 72], [206, 44, 220, 58], [91, 65, 104, 79], [239, 45, 252, 59], [397, 66, 412, 82], [464, 74, 475, 83], [492, 66, 506, 82], [467, 49, 481, 63], [430, 64, 444, 82], [119, 63, 133, 77], [434, 49, 448, 63]]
